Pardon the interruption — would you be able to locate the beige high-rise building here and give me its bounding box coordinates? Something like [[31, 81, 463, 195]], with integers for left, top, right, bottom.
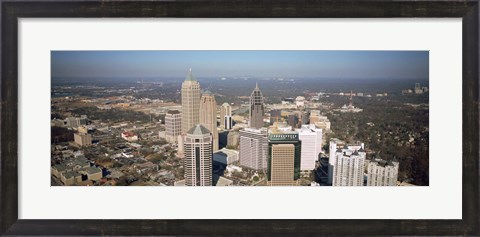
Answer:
[[184, 124, 213, 186], [199, 91, 219, 151], [165, 110, 182, 143], [74, 133, 92, 146], [181, 69, 201, 134], [268, 144, 296, 186], [309, 110, 321, 124], [249, 82, 265, 129]]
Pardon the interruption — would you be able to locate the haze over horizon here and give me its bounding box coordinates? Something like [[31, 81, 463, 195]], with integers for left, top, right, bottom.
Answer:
[[52, 50, 429, 80]]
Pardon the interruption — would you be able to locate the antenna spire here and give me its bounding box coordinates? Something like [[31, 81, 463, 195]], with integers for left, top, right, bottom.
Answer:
[[349, 90, 353, 108]]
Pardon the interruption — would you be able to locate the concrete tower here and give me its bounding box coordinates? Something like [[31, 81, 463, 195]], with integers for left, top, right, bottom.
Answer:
[[249, 82, 265, 129], [366, 157, 399, 186], [296, 124, 323, 172], [184, 124, 213, 186], [200, 91, 219, 151], [239, 128, 268, 171], [165, 110, 182, 143], [181, 69, 201, 134], [332, 143, 366, 186], [220, 103, 233, 130]]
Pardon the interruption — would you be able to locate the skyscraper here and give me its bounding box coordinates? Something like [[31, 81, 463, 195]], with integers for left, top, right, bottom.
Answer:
[[249, 82, 265, 129], [267, 131, 301, 186], [220, 103, 233, 130], [184, 124, 213, 186], [224, 116, 233, 130], [181, 69, 201, 134], [414, 82, 422, 94], [239, 128, 268, 171], [165, 110, 182, 143], [296, 124, 323, 172], [331, 143, 366, 186], [268, 144, 296, 186], [200, 91, 219, 151], [328, 139, 344, 184]]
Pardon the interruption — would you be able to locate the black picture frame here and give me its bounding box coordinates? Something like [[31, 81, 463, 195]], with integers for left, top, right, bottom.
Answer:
[[1, 0, 479, 236]]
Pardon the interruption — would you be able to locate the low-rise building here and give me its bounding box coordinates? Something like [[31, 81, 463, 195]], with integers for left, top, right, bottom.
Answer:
[[65, 116, 87, 128], [51, 164, 68, 178], [122, 131, 138, 142], [51, 158, 90, 179], [60, 171, 82, 185], [83, 166, 103, 181], [227, 131, 240, 148], [215, 176, 233, 186], [133, 162, 158, 175], [213, 148, 240, 165]]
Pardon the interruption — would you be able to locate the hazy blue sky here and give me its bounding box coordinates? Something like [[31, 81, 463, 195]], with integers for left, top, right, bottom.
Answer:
[[51, 51, 428, 80]]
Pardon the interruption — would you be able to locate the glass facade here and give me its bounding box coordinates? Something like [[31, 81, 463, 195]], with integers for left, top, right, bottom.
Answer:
[[267, 134, 301, 182]]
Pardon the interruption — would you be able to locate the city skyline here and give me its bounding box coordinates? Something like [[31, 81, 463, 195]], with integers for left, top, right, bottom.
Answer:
[[50, 51, 429, 187], [51, 50, 429, 80]]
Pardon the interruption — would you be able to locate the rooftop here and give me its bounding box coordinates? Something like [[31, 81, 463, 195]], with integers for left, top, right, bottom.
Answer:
[[174, 180, 186, 186], [203, 90, 213, 96], [216, 176, 233, 186], [167, 110, 181, 114], [214, 148, 239, 157], [85, 166, 102, 174], [377, 159, 396, 167], [53, 164, 67, 172], [63, 171, 81, 179], [187, 124, 211, 135], [122, 131, 136, 137]]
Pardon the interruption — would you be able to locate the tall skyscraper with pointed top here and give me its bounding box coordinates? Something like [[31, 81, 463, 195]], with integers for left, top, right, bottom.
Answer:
[[249, 82, 265, 129], [181, 69, 201, 134], [200, 91, 219, 151]]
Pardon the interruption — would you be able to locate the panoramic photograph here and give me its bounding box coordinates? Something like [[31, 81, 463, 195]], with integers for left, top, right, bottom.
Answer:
[[50, 50, 429, 186]]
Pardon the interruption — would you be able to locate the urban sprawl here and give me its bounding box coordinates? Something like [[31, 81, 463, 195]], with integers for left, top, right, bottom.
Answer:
[[51, 69, 428, 186]]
